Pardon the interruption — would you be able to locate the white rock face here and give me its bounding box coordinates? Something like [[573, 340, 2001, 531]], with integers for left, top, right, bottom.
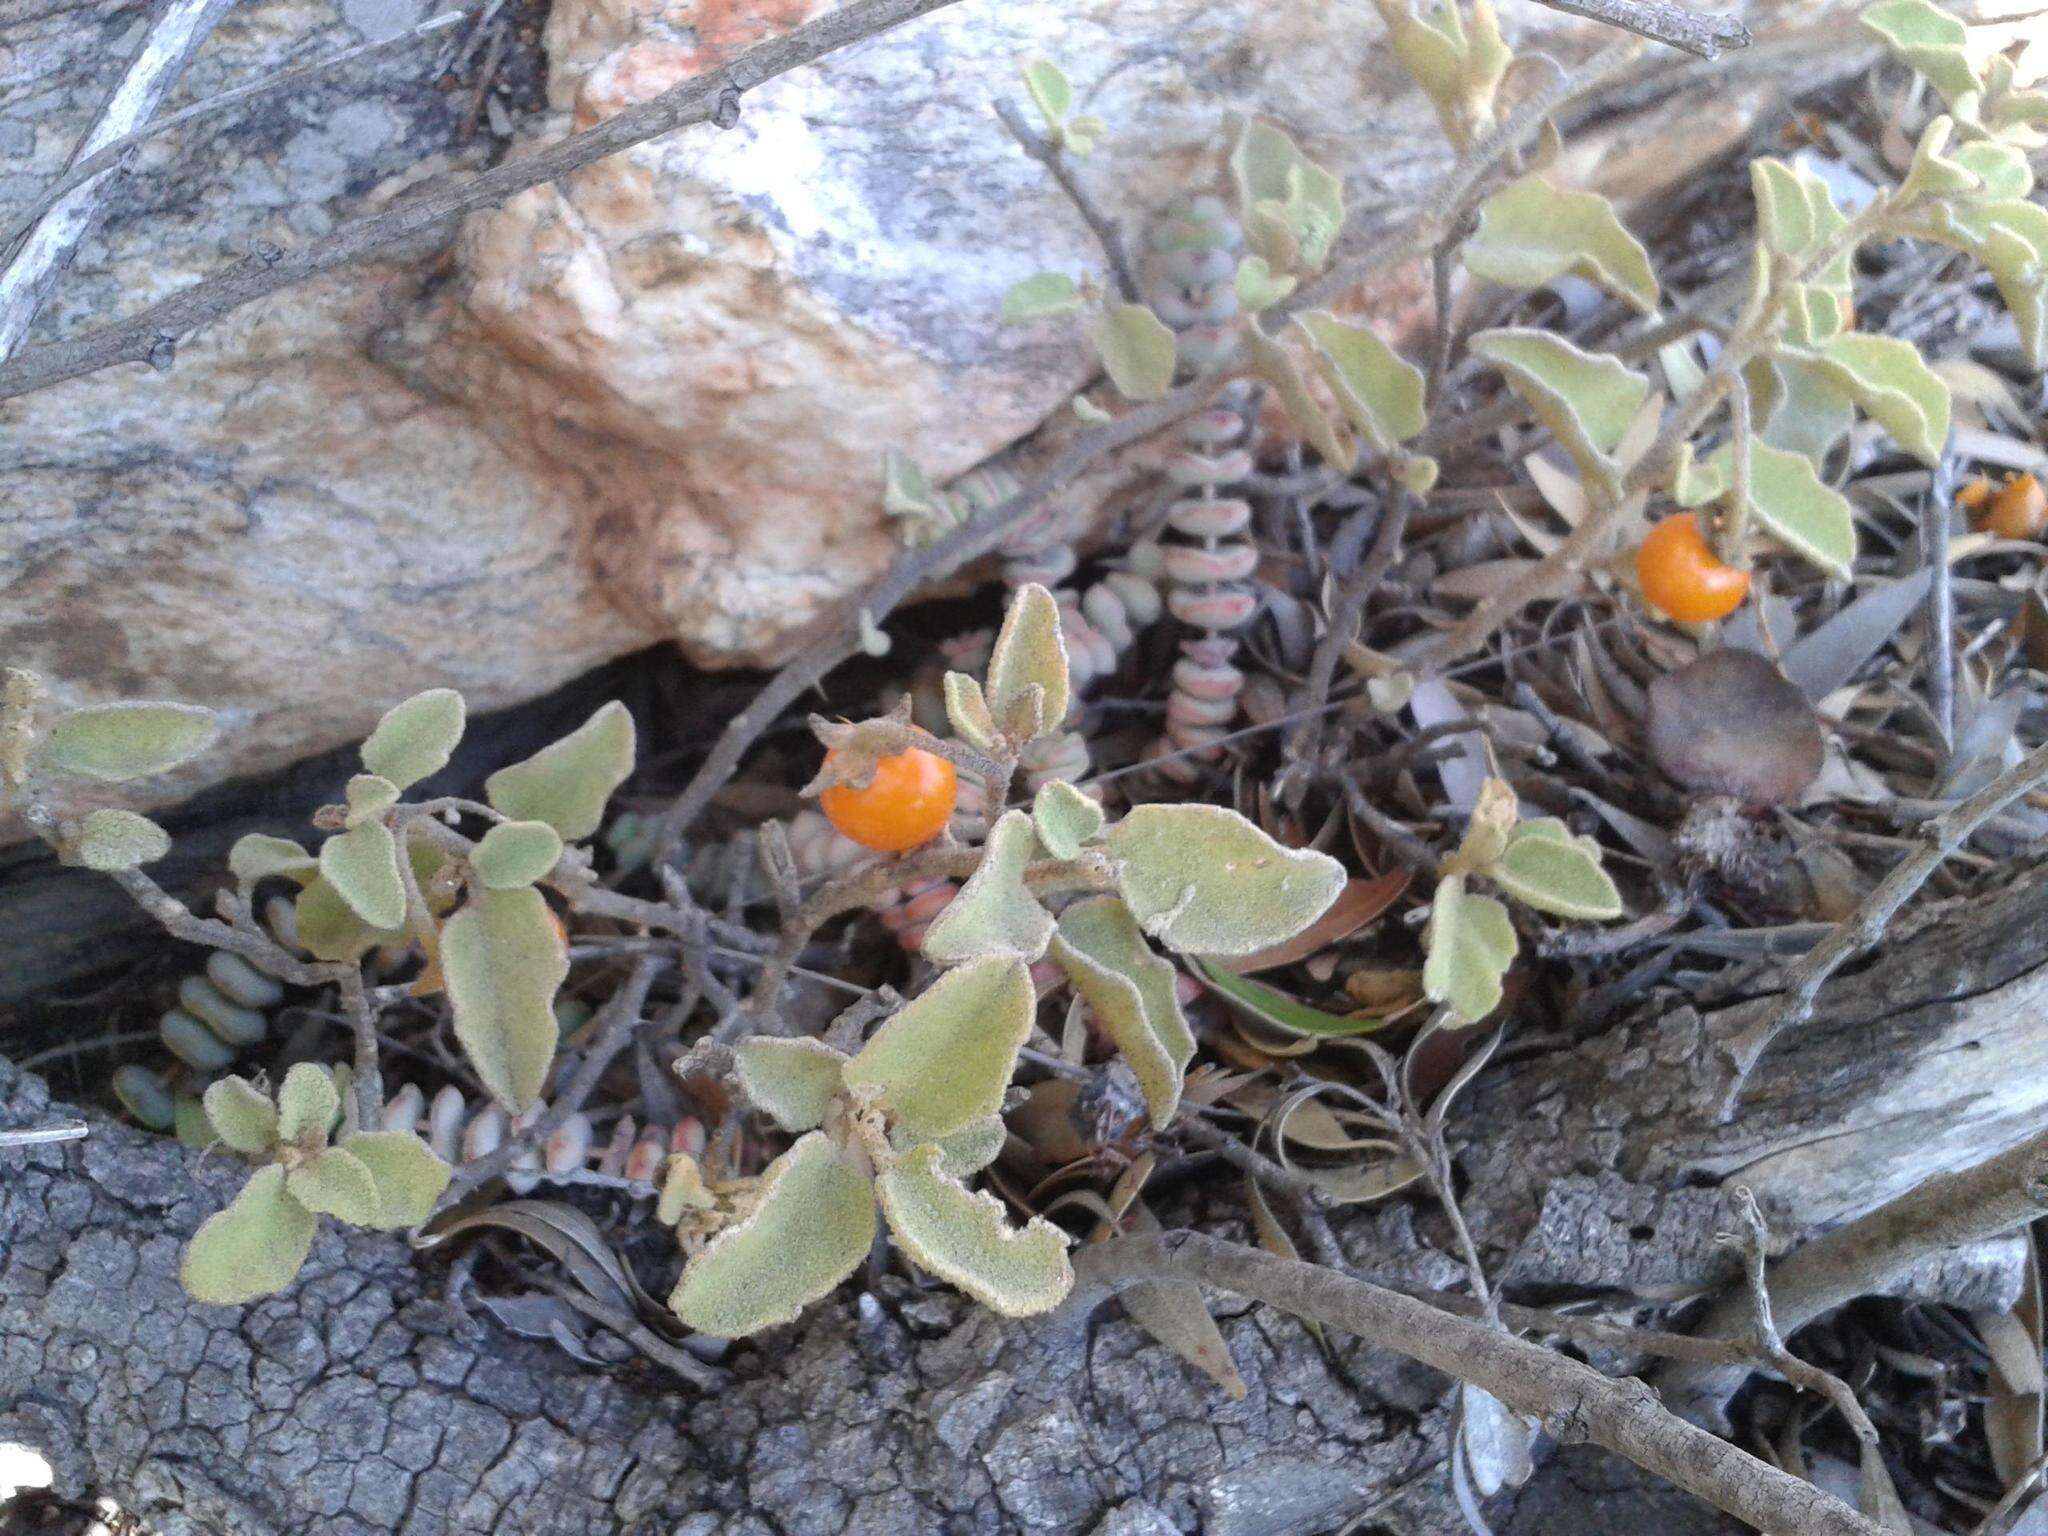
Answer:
[[1, 0, 1860, 827]]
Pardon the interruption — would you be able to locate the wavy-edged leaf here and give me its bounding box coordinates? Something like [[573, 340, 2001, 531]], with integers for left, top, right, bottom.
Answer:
[[922, 810, 1054, 966], [180, 1165, 317, 1305], [343, 774, 401, 828], [1812, 333, 1951, 468], [1002, 272, 1084, 323], [669, 1132, 877, 1337], [360, 688, 465, 789], [203, 1075, 279, 1154], [1234, 255, 1296, 312], [40, 702, 218, 783], [1246, 323, 1354, 469], [1464, 175, 1659, 313], [1222, 870, 1410, 974], [1032, 779, 1104, 860], [1422, 874, 1517, 1023], [1751, 158, 1853, 290], [286, 1145, 381, 1226], [735, 1036, 849, 1133], [1746, 438, 1858, 578], [1471, 329, 1649, 486], [1861, 0, 1980, 108], [1751, 356, 1857, 461], [275, 1062, 339, 1145], [1106, 804, 1346, 957], [472, 819, 564, 890], [1297, 311, 1427, 455], [1490, 819, 1622, 920], [442, 885, 568, 1112], [1194, 957, 1393, 1039], [339, 1131, 451, 1229], [1091, 304, 1177, 402], [877, 1143, 1072, 1317], [843, 955, 1033, 1140], [890, 1113, 1008, 1179], [484, 701, 635, 842], [319, 818, 406, 931], [74, 808, 170, 871], [984, 583, 1070, 740], [1051, 896, 1196, 1127]]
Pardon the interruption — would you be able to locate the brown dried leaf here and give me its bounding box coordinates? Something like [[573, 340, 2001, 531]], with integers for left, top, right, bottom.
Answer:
[[1645, 649, 1824, 807], [1221, 871, 1412, 976]]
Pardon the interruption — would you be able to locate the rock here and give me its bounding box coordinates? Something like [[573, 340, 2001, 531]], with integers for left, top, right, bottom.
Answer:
[[2, 0, 1872, 828]]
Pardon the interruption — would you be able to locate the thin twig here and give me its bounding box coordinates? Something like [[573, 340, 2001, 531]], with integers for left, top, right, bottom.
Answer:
[[0, 1121, 89, 1149], [0, 0, 971, 400], [1527, 0, 1752, 59], [1717, 738, 2048, 1111], [992, 98, 1138, 303], [1925, 437, 1958, 748]]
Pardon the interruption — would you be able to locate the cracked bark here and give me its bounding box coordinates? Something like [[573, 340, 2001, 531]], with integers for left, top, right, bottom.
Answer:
[[5, 860, 2046, 1534]]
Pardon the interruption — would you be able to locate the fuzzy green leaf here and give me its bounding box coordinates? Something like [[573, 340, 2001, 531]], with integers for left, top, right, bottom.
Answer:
[[1750, 356, 1857, 461], [1234, 256, 1297, 312], [1490, 819, 1622, 921], [484, 701, 636, 842], [843, 955, 1034, 1140], [343, 774, 401, 827], [942, 671, 1002, 756], [1811, 333, 1951, 468], [293, 874, 401, 963], [1926, 199, 2048, 367], [1001, 272, 1084, 323], [180, 1165, 318, 1306], [360, 689, 465, 790], [1031, 779, 1104, 860], [40, 702, 218, 783], [877, 1143, 1072, 1317], [472, 819, 565, 889], [922, 811, 1054, 966], [1297, 311, 1427, 455], [275, 1062, 338, 1145], [892, 1114, 1008, 1179], [735, 1036, 849, 1133], [1246, 323, 1354, 470], [1230, 120, 1343, 269], [74, 808, 170, 871], [1105, 804, 1347, 957], [1861, 0, 1980, 108], [203, 1075, 280, 1154], [338, 1131, 451, 1229], [1049, 895, 1196, 1127], [1090, 304, 1177, 401], [319, 818, 406, 931], [1021, 58, 1072, 127], [1751, 159, 1854, 290], [1745, 438, 1858, 578], [229, 833, 315, 885], [286, 1145, 381, 1226], [984, 582, 1071, 739], [669, 1132, 877, 1337], [441, 885, 569, 1112], [1471, 329, 1650, 486], [1422, 874, 1518, 1023], [1464, 175, 1660, 313]]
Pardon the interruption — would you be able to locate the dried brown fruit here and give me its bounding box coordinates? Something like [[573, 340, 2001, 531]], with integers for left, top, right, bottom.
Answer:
[[1645, 649, 1824, 807]]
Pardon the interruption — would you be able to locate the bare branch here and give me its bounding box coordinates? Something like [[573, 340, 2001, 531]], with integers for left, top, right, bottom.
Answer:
[[0, 0, 970, 401], [1527, 0, 1752, 59], [992, 97, 1140, 304]]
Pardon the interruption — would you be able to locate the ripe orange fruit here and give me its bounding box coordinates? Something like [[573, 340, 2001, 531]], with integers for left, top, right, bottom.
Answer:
[[1636, 512, 1752, 624], [820, 747, 957, 853], [1957, 477, 1996, 515], [1989, 473, 2048, 541]]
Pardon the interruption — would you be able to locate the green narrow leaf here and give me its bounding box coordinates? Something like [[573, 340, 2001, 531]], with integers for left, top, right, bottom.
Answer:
[[179, 1165, 318, 1306], [1745, 438, 1858, 578], [1489, 819, 1623, 921], [984, 582, 1071, 738], [74, 808, 170, 871], [1001, 272, 1084, 323], [1422, 874, 1518, 1023], [877, 1143, 1073, 1317], [1090, 304, 1178, 402], [1049, 895, 1196, 1128], [203, 1075, 280, 1154], [285, 1146, 381, 1226], [943, 672, 1002, 756], [1245, 323, 1355, 470], [1470, 330, 1650, 486], [669, 1132, 877, 1337], [275, 1062, 339, 1145], [441, 886, 569, 1112], [1297, 311, 1427, 454], [922, 811, 1055, 966], [1031, 779, 1104, 860], [40, 702, 218, 783], [338, 1131, 452, 1229], [735, 1036, 849, 1133], [1105, 804, 1347, 957], [359, 689, 465, 790], [1463, 175, 1660, 314], [1191, 956, 1393, 1039], [319, 818, 407, 931], [1811, 333, 1951, 468], [484, 701, 636, 842], [472, 820, 565, 889], [843, 956, 1034, 1140]]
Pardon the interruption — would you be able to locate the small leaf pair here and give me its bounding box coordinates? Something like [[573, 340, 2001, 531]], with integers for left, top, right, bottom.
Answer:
[[945, 582, 1072, 752], [181, 1063, 451, 1305], [1020, 58, 1105, 156], [1373, 0, 1512, 149], [1230, 119, 1344, 274]]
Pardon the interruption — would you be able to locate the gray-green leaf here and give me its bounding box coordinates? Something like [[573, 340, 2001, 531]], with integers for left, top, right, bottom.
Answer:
[[40, 702, 218, 783], [735, 1036, 849, 1133], [1049, 896, 1195, 1127], [74, 808, 170, 871], [1422, 874, 1518, 1023], [338, 1131, 452, 1229], [984, 582, 1071, 739], [877, 1143, 1072, 1317], [921, 811, 1055, 966], [1471, 329, 1651, 488], [1002, 272, 1083, 323], [484, 701, 636, 842], [319, 819, 407, 931], [472, 819, 565, 889], [1298, 311, 1427, 455], [179, 1164, 318, 1305], [1464, 175, 1659, 314], [275, 1062, 339, 1145], [843, 956, 1034, 1141], [203, 1075, 280, 1154], [360, 688, 465, 789], [1490, 820, 1622, 921], [1091, 304, 1177, 402], [1105, 804, 1346, 957], [286, 1145, 381, 1225], [1031, 779, 1104, 860], [441, 885, 569, 1112]]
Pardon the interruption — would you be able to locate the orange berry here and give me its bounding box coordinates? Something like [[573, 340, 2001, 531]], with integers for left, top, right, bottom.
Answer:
[[1957, 477, 1996, 514], [1636, 512, 1752, 624], [1989, 473, 2048, 542], [819, 747, 957, 853]]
